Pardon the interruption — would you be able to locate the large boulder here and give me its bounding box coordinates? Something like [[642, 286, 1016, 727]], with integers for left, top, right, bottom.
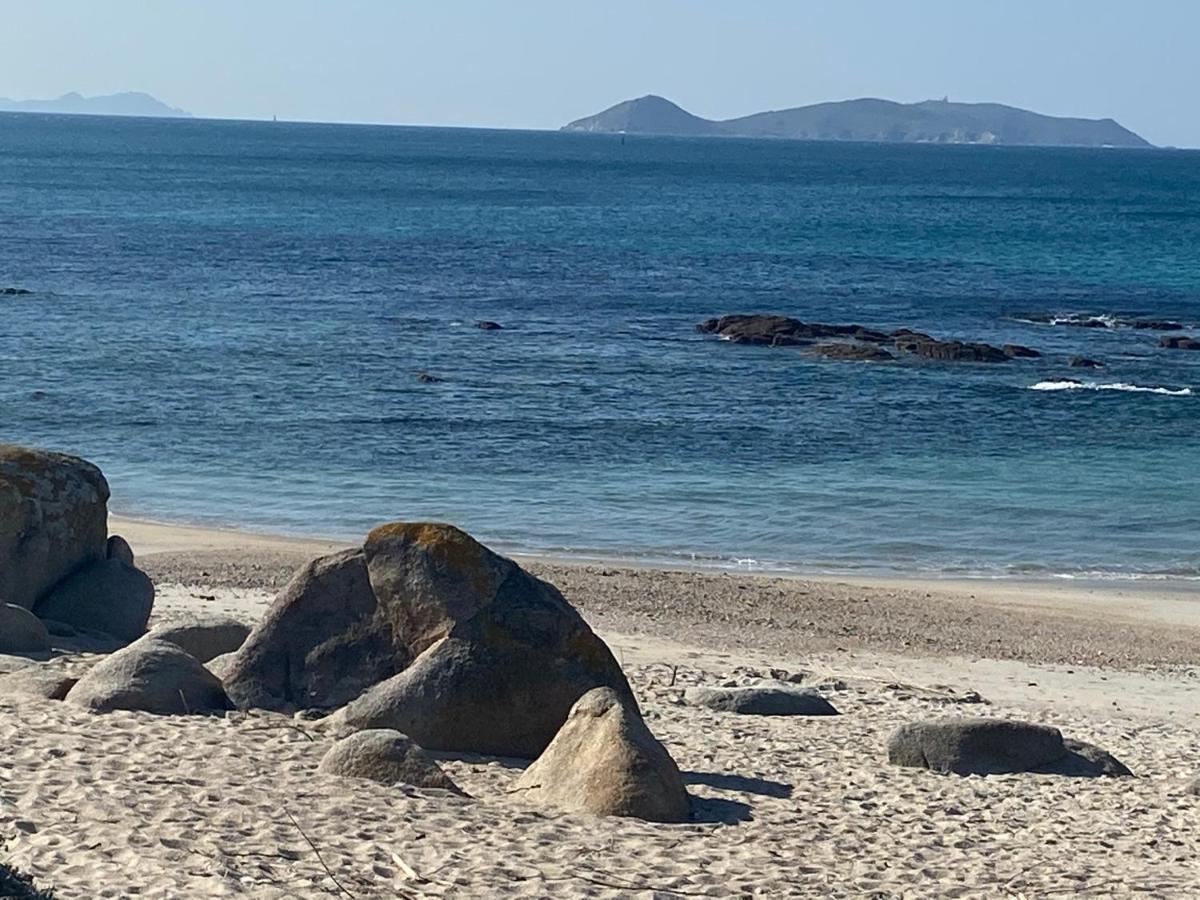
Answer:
[[34, 559, 154, 642], [685, 686, 838, 717], [0, 603, 50, 654], [514, 687, 690, 822], [229, 522, 631, 758], [149, 614, 251, 663], [66, 637, 232, 715], [0, 445, 110, 611], [222, 549, 409, 710], [887, 718, 1131, 777], [318, 729, 462, 792]]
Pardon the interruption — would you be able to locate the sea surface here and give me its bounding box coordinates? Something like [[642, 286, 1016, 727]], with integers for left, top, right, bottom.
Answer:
[[2, 113, 1198, 578]]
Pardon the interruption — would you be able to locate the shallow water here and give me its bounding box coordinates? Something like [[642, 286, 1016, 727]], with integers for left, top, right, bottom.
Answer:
[[1, 113, 1198, 577]]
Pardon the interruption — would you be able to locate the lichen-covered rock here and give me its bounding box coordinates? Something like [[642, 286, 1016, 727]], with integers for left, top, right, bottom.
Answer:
[[0, 603, 50, 654], [685, 686, 838, 717], [149, 614, 251, 663], [317, 729, 462, 792], [887, 718, 1132, 777], [66, 637, 231, 715], [0, 444, 110, 611], [231, 522, 631, 758], [514, 687, 690, 822], [34, 559, 154, 642]]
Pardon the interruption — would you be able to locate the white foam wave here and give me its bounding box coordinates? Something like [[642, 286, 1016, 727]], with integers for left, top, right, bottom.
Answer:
[[1030, 379, 1192, 396]]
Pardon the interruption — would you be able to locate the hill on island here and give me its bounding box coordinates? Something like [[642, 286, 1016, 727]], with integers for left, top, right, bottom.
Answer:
[[0, 92, 191, 118], [563, 95, 1151, 148]]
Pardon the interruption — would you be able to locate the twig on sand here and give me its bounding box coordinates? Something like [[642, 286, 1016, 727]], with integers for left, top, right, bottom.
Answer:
[[668, 664, 679, 687], [283, 807, 359, 899], [240, 722, 319, 742]]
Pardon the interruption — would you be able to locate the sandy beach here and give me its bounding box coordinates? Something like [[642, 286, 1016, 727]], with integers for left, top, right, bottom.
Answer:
[[2, 517, 1198, 898]]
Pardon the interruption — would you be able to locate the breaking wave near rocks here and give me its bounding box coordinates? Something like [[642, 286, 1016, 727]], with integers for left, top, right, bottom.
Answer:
[[1030, 380, 1193, 397]]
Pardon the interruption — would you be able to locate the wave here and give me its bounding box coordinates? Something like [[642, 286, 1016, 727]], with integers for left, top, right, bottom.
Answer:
[[1029, 379, 1193, 396], [1012, 312, 1188, 330]]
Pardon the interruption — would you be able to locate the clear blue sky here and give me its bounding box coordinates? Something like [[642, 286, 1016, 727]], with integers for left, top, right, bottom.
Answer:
[[2, 1, 1197, 147]]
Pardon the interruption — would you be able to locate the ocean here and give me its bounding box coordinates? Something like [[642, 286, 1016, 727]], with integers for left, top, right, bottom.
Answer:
[[2, 112, 1198, 578]]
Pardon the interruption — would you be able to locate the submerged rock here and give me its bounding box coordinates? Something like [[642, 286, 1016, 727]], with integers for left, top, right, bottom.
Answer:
[[475, 320, 503, 330], [0, 287, 33, 296], [415, 372, 444, 383], [515, 687, 691, 822], [1068, 356, 1104, 369], [1160, 335, 1200, 351], [0, 444, 110, 611]]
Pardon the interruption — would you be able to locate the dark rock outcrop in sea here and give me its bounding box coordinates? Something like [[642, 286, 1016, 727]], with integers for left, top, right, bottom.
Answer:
[[698, 315, 1031, 363], [1069, 356, 1104, 369], [1, 287, 33, 295], [226, 522, 633, 758], [1002, 344, 1041, 359], [811, 342, 894, 362], [1160, 335, 1200, 351], [474, 320, 503, 331]]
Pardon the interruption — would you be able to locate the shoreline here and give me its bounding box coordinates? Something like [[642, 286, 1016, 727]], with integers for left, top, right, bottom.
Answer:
[[109, 514, 1200, 596], [115, 515, 1200, 668]]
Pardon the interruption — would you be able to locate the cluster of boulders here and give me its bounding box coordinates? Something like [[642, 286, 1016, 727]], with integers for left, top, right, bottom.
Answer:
[[0, 444, 1151, 829], [1, 445, 155, 650], [697, 315, 1039, 364]]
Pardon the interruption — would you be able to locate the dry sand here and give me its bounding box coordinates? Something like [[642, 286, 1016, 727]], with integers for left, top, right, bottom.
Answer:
[[1, 517, 1197, 898]]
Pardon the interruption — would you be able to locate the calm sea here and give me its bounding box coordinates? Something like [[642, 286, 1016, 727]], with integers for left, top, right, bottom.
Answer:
[[2, 113, 1198, 578]]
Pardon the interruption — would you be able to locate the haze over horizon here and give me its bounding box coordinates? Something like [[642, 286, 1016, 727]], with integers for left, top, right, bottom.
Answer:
[[2, 1, 1197, 147]]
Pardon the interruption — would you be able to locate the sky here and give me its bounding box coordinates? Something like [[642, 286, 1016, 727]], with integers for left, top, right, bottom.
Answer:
[[1, 1, 1197, 147]]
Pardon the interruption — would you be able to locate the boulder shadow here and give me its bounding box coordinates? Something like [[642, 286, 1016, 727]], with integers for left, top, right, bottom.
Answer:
[[683, 770, 793, 799], [689, 794, 754, 824]]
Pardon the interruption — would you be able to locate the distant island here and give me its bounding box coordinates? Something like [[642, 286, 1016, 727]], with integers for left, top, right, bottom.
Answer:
[[0, 92, 191, 118], [563, 95, 1151, 148]]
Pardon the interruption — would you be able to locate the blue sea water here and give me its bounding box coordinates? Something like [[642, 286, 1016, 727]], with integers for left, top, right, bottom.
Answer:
[[1, 113, 1198, 578]]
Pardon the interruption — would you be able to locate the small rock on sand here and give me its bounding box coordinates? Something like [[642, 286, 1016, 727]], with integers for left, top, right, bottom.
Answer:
[[318, 729, 463, 793], [66, 637, 232, 715], [515, 687, 691, 822], [685, 685, 838, 716]]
